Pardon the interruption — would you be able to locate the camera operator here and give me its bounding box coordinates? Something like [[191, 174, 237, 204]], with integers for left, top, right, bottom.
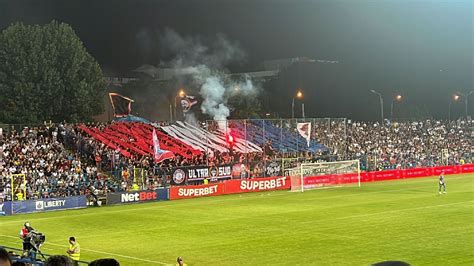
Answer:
[[19, 222, 34, 256]]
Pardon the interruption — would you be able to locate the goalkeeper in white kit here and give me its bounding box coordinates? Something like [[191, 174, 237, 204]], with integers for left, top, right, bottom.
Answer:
[[438, 172, 446, 194]]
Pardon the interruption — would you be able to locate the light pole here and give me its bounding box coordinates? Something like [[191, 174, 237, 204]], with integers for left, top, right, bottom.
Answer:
[[390, 94, 402, 120], [292, 90, 303, 119], [448, 94, 460, 120], [456, 91, 474, 118], [174, 89, 185, 121], [370, 90, 384, 123]]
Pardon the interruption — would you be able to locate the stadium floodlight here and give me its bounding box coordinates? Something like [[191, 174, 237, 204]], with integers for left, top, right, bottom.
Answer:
[[292, 90, 303, 119], [448, 94, 461, 120], [370, 90, 384, 123], [390, 94, 402, 120], [286, 160, 361, 192], [455, 91, 474, 118]]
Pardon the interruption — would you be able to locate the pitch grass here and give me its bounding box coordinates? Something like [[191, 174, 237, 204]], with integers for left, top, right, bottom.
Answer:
[[1, 174, 473, 266]]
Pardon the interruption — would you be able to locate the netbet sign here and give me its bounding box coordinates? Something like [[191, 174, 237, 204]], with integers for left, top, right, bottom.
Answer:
[[120, 191, 157, 203]]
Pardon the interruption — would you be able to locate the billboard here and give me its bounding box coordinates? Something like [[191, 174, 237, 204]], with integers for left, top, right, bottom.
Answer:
[[170, 183, 225, 200], [1, 201, 12, 216], [10, 196, 87, 215], [106, 188, 169, 205], [225, 176, 290, 194], [172, 165, 232, 185]]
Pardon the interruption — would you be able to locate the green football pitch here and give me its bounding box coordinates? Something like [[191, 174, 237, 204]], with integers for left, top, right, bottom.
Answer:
[[1, 174, 473, 265]]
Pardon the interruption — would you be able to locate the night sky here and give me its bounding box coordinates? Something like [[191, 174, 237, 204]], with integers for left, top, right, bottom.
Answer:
[[1, 0, 472, 120]]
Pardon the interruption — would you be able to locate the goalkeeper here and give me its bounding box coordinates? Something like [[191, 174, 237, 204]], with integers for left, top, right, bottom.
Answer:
[[438, 172, 446, 194]]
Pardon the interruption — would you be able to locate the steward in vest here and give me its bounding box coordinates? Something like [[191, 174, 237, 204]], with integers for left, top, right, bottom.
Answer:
[[66, 236, 80, 264], [132, 183, 140, 191], [16, 191, 24, 201]]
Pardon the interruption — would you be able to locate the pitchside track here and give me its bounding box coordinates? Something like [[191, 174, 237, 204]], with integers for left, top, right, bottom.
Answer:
[[1, 174, 473, 265]]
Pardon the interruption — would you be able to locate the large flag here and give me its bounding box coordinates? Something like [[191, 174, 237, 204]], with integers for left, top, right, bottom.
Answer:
[[109, 93, 134, 117], [152, 128, 174, 163], [297, 122, 312, 147], [180, 95, 198, 113]]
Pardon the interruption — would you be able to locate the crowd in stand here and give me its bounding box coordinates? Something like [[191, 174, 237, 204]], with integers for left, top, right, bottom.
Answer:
[[313, 119, 472, 170], [0, 119, 472, 200], [0, 125, 118, 201]]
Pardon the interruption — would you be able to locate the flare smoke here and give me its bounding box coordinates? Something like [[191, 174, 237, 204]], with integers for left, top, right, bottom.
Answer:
[[161, 29, 259, 130]]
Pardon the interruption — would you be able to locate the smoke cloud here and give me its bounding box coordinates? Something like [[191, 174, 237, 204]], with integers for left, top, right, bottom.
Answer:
[[160, 29, 259, 131]]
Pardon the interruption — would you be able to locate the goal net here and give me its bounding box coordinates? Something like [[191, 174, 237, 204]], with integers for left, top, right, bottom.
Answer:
[[287, 160, 361, 192]]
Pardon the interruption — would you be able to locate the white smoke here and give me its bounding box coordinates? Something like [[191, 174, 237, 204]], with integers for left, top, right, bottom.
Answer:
[[184, 112, 199, 127], [200, 76, 229, 120], [160, 29, 259, 131]]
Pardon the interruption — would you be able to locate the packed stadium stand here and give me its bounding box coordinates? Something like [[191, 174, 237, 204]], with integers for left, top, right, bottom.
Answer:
[[1, 118, 472, 200]]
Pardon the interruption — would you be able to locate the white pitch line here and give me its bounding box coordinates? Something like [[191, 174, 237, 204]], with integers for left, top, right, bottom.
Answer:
[[300, 200, 474, 224], [0, 234, 170, 265]]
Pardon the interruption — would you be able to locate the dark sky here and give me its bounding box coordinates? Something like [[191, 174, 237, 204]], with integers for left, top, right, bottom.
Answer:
[[1, 0, 473, 120]]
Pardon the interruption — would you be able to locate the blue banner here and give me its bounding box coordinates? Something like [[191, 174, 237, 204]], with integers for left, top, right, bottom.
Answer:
[[0, 201, 12, 216], [11, 196, 87, 215]]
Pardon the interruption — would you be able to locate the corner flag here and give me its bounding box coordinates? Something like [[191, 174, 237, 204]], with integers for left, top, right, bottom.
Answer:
[[152, 128, 174, 163]]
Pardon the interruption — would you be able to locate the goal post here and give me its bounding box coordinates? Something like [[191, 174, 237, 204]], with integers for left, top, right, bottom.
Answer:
[[288, 160, 361, 192]]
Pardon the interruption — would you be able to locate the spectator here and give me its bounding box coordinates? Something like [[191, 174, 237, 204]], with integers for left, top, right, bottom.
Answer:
[[44, 255, 74, 266], [89, 258, 120, 266], [0, 247, 12, 266]]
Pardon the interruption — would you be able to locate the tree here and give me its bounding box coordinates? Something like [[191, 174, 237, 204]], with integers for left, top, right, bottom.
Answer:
[[0, 21, 106, 123]]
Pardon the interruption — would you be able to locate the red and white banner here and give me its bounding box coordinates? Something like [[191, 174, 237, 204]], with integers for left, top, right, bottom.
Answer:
[[169, 183, 225, 200], [297, 122, 311, 147]]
